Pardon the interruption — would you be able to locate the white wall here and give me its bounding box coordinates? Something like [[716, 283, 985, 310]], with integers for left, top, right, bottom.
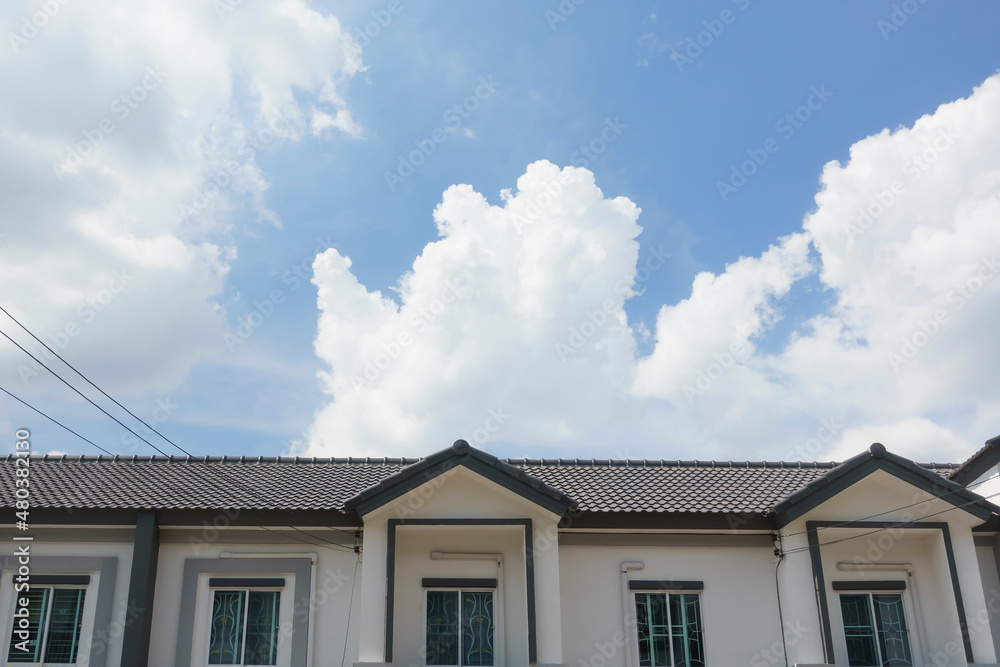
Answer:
[[0, 537, 134, 667], [780, 469, 997, 667], [148, 531, 361, 667], [558, 542, 782, 667], [355, 466, 565, 666]]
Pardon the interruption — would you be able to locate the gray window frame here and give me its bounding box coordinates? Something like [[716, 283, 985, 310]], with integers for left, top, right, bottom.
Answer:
[[0, 556, 118, 667]]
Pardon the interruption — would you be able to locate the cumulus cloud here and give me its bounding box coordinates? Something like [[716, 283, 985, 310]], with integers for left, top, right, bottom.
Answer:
[[303, 73, 1000, 462], [0, 0, 360, 394]]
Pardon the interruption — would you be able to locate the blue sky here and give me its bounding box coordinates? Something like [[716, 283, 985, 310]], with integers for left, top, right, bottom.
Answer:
[[2, 0, 1000, 462]]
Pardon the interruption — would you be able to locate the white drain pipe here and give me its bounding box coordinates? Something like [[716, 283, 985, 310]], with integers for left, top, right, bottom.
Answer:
[[621, 561, 645, 667]]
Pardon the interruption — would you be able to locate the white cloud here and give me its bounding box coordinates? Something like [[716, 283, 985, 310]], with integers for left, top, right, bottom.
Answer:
[[303, 73, 1000, 463], [0, 0, 360, 394]]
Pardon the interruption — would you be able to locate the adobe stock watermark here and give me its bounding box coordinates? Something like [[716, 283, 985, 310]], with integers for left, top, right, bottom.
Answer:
[[842, 126, 959, 242], [877, 0, 931, 41], [17, 269, 136, 385], [670, 0, 753, 73], [384, 76, 501, 192], [782, 417, 844, 461], [749, 618, 810, 667], [888, 254, 999, 372], [510, 117, 627, 234], [179, 103, 298, 220], [343, 0, 408, 56], [7, 0, 72, 54], [52, 65, 167, 182], [545, 0, 587, 30], [682, 291, 796, 404], [555, 244, 671, 362], [350, 271, 472, 391], [224, 235, 334, 352], [120, 395, 179, 453], [391, 407, 509, 519], [716, 84, 833, 202]]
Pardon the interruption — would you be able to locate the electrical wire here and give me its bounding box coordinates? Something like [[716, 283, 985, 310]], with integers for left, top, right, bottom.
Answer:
[[778, 470, 1000, 539], [779, 486, 1000, 557], [0, 307, 362, 544], [0, 319, 356, 552], [340, 557, 361, 667], [0, 384, 113, 456], [0, 326, 172, 457], [772, 534, 789, 667]]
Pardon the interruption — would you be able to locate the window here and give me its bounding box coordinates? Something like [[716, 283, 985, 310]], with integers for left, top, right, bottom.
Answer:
[[425, 590, 494, 666], [208, 589, 280, 666], [634, 593, 705, 667], [7, 587, 87, 664], [840, 594, 912, 667]]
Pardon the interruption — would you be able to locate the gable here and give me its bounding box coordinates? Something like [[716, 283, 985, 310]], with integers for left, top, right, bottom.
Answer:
[[344, 440, 577, 518], [772, 443, 998, 527]]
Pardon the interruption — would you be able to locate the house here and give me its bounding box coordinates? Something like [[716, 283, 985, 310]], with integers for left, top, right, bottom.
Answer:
[[3, 435, 1000, 667]]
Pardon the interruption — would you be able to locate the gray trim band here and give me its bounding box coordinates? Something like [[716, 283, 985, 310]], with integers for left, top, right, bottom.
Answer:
[[559, 532, 773, 547], [0, 555, 118, 667], [175, 557, 312, 667], [29, 574, 91, 585], [805, 520, 973, 663], [422, 578, 498, 589], [208, 577, 286, 588], [386, 518, 537, 664], [831, 580, 906, 591], [628, 580, 703, 591]]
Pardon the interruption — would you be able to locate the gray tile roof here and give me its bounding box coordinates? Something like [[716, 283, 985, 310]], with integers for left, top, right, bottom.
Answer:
[[0, 454, 962, 516]]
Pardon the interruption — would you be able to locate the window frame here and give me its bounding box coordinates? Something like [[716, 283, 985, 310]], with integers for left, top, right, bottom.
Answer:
[[423, 586, 501, 667], [204, 583, 284, 667], [630, 589, 707, 667], [4, 581, 91, 667], [836, 591, 915, 667]]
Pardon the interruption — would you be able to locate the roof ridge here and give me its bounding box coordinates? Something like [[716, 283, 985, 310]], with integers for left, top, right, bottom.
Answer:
[[0, 454, 965, 468]]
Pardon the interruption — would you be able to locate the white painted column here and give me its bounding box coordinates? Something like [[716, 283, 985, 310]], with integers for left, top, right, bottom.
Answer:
[[777, 526, 828, 666], [532, 515, 565, 665], [949, 523, 998, 664], [356, 516, 388, 664]]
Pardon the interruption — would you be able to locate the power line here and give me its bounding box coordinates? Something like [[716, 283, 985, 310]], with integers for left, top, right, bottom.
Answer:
[[779, 470, 1000, 539], [780, 486, 1000, 557], [0, 326, 171, 457], [0, 304, 194, 456], [0, 309, 359, 547], [0, 384, 113, 456]]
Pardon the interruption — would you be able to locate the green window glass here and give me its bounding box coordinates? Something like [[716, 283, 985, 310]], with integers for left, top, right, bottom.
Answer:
[[209, 590, 279, 666], [840, 594, 912, 667], [635, 593, 705, 667], [426, 590, 494, 666], [7, 587, 86, 664]]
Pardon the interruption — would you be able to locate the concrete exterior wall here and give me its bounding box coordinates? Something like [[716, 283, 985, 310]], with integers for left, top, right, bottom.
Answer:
[[147, 532, 360, 667], [355, 466, 565, 667], [0, 534, 134, 667], [5, 465, 1000, 667], [779, 470, 998, 667], [558, 541, 782, 667]]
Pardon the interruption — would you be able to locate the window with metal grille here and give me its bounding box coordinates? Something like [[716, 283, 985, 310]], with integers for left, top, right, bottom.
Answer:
[[7, 587, 87, 664], [634, 593, 705, 667], [208, 589, 280, 666], [839, 593, 912, 667], [425, 589, 495, 666]]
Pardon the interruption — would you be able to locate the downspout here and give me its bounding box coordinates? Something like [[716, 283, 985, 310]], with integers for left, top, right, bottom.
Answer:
[[621, 561, 644, 667], [836, 562, 928, 661], [220, 552, 319, 667]]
